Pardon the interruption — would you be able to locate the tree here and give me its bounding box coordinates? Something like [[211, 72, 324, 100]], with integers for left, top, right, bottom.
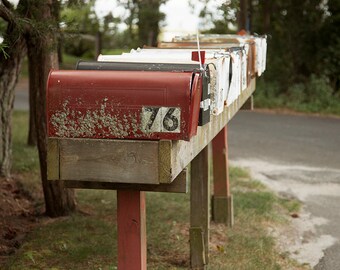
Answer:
[[137, 0, 166, 47], [119, 0, 167, 47], [200, 0, 340, 111], [122, 0, 139, 47], [318, 0, 340, 93], [26, 0, 76, 216], [0, 0, 76, 216], [0, 0, 27, 178], [199, 0, 239, 34], [61, 0, 101, 57], [237, 0, 248, 31]]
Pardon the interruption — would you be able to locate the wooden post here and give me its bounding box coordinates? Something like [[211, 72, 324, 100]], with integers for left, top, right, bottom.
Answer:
[[241, 95, 254, 110], [190, 146, 209, 269], [211, 126, 234, 227], [117, 190, 147, 270]]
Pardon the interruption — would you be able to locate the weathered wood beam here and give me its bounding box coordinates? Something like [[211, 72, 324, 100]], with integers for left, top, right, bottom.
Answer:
[[240, 95, 253, 110], [190, 146, 209, 269], [63, 169, 188, 193]]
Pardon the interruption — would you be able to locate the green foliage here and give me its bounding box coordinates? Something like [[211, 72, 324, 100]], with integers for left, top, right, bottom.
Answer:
[[205, 0, 239, 33], [0, 43, 10, 59], [253, 79, 285, 109], [61, 0, 99, 57], [60, 0, 122, 57], [255, 75, 340, 114], [317, 0, 340, 94], [61, 0, 100, 34], [205, 0, 340, 114], [118, 0, 167, 48], [137, 0, 166, 46], [306, 75, 333, 109]]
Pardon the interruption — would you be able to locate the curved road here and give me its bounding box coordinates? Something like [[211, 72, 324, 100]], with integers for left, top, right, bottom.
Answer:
[[229, 111, 340, 269]]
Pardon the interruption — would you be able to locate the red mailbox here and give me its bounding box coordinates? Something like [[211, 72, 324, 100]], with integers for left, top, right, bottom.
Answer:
[[47, 70, 202, 141]]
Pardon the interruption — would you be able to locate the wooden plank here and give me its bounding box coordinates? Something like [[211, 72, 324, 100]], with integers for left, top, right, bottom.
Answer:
[[117, 190, 147, 270], [190, 146, 209, 268], [58, 139, 159, 184], [63, 168, 188, 193], [241, 95, 254, 110], [47, 138, 59, 180], [228, 195, 234, 227], [212, 196, 234, 227], [189, 227, 206, 269], [158, 140, 172, 183]]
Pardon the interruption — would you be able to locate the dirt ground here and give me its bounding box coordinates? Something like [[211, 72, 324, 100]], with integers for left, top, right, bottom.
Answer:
[[0, 176, 41, 266]]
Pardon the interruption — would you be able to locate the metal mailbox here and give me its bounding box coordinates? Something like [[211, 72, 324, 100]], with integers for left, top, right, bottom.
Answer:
[[47, 70, 202, 141], [76, 61, 211, 126]]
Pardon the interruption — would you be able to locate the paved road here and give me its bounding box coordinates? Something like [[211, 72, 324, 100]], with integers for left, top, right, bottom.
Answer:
[[228, 111, 340, 269], [14, 84, 29, 111]]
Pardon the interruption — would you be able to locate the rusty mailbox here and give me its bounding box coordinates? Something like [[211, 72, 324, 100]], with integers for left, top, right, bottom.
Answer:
[[47, 69, 204, 141]]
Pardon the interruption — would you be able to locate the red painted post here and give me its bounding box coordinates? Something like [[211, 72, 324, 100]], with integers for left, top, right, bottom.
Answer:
[[211, 126, 234, 226], [117, 190, 147, 270]]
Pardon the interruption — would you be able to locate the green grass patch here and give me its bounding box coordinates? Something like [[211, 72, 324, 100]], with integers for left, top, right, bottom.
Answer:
[[12, 111, 39, 173], [5, 112, 308, 269], [6, 214, 117, 270]]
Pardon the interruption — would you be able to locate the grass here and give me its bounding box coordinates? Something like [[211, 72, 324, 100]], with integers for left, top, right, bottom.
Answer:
[[12, 111, 39, 173], [4, 112, 308, 269]]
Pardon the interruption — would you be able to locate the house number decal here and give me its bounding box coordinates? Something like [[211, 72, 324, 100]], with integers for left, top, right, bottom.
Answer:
[[141, 107, 181, 133]]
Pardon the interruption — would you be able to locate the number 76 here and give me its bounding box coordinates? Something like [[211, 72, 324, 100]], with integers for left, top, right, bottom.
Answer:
[[141, 107, 181, 133]]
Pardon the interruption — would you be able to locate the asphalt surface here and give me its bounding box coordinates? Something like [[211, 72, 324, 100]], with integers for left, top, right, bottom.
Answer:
[[229, 111, 340, 169], [228, 111, 340, 269], [14, 85, 29, 111]]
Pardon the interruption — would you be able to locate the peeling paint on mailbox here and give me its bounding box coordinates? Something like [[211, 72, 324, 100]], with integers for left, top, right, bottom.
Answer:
[[47, 70, 202, 141]]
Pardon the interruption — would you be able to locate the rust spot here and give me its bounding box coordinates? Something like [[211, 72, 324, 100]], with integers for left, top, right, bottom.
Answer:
[[50, 99, 141, 138]]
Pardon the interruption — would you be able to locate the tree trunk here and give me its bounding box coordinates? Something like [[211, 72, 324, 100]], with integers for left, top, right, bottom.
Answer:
[[26, 0, 76, 217], [263, 0, 271, 33], [248, 0, 253, 33], [137, 0, 163, 47], [27, 92, 37, 146], [238, 0, 248, 31], [0, 21, 26, 178], [95, 31, 102, 59]]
